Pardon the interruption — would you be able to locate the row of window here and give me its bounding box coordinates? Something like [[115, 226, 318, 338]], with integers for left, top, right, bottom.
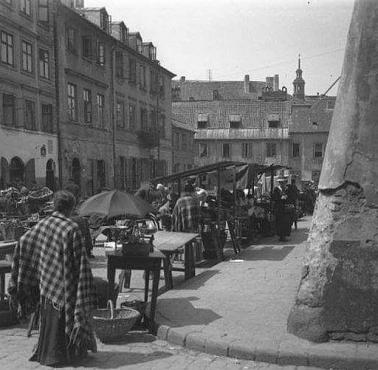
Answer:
[[67, 83, 166, 137], [66, 26, 165, 97], [3, 0, 49, 22], [1, 94, 54, 133], [1, 30, 50, 78], [198, 142, 325, 159], [197, 116, 281, 129]]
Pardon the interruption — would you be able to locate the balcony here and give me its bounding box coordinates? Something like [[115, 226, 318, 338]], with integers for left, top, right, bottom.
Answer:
[[194, 128, 289, 140]]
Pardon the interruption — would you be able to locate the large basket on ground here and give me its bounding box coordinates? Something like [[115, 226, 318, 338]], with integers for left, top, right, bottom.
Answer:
[[91, 300, 140, 343]]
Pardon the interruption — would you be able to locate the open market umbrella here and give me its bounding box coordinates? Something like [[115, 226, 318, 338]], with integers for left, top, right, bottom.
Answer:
[[78, 190, 153, 218]]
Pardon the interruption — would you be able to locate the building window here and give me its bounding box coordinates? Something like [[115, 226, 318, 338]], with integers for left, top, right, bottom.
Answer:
[[97, 94, 105, 128], [67, 83, 77, 121], [116, 101, 124, 128], [266, 142, 277, 157], [129, 103, 136, 129], [82, 36, 92, 58], [268, 114, 280, 128], [229, 115, 241, 129], [292, 143, 300, 158], [25, 100, 36, 130], [83, 89, 92, 123], [197, 114, 208, 129], [97, 159, 106, 189], [41, 104, 53, 133], [38, 0, 48, 22], [1, 31, 14, 66], [182, 133, 187, 150], [2, 94, 15, 126], [222, 143, 230, 158], [140, 64, 146, 89], [39, 49, 49, 78], [159, 76, 165, 98], [140, 108, 148, 130], [159, 114, 165, 139], [20, 0, 31, 16], [242, 142, 253, 158], [66, 27, 77, 53], [22, 41, 33, 73], [115, 51, 123, 78], [129, 59, 136, 83], [314, 143, 323, 158], [199, 143, 208, 157], [99, 11, 108, 32], [97, 42, 105, 66]]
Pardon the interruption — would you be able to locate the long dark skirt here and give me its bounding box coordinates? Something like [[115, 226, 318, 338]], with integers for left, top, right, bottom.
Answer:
[[275, 212, 292, 238], [29, 297, 68, 367]]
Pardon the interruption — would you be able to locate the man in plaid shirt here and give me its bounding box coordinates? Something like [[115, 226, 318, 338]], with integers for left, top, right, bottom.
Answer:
[[8, 190, 96, 366], [172, 183, 201, 232]]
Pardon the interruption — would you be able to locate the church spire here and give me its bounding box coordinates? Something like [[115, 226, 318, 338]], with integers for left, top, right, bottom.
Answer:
[[293, 54, 305, 100]]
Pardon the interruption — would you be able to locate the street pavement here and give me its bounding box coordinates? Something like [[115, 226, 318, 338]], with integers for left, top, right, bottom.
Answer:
[[0, 325, 321, 369], [154, 217, 378, 370]]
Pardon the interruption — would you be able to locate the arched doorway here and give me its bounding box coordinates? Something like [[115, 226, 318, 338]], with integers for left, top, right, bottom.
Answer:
[[72, 157, 81, 189], [9, 157, 25, 185], [46, 159, 55, 191], [0, 157, 9, 189]]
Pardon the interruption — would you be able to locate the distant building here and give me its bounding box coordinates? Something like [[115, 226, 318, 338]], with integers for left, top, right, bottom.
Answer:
[[171, 118, 195, 173], [172, 74, 291, 168], [0, 0, 58, 189]]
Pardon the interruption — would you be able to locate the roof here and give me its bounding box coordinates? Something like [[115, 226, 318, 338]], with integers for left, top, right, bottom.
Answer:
[[153, 161, 289, 183], [290, 96, 336, 133], [172, 80, 267, 101], [172, 119, 195, 132]]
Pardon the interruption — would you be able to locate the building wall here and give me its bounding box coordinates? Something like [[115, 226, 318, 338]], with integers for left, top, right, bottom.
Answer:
[[0, 0, 58, 188], [172, 124, 195, 173]]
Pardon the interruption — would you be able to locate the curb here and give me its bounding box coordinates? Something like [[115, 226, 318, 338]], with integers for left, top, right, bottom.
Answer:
[[155, 323, 378, 370]]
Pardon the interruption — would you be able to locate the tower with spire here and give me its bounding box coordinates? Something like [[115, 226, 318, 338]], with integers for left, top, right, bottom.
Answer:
[[293, 54, 305, 100]]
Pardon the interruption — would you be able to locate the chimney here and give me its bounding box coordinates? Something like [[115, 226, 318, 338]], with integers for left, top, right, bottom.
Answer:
[[273, 74, 279, 91], [244, 74, 250, 93], [180, 76, 186, 82]]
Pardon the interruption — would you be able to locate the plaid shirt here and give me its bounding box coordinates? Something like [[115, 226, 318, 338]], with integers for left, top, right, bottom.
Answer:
[[8, 211, 96, 353], [172, 195, 200, 232]]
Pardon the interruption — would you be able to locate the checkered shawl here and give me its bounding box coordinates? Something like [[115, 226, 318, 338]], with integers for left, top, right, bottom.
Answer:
[[8, 212, 97, 353], [172, 195, 200, 232]]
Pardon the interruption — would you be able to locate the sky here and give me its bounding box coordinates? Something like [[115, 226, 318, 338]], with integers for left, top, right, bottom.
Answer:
[[85, 0, 355, 95]]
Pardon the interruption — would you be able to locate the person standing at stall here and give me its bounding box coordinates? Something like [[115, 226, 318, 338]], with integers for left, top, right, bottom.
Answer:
[[286, 178, 300, 230], [8, 190, 97, 366], [272, 177, 291, 242], [172, 183, 201, 233]]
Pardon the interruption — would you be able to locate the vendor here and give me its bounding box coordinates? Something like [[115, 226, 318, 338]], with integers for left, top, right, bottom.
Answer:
[[272, 177, 291, 242]]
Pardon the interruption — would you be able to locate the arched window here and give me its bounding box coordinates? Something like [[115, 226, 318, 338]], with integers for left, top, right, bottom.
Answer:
[[46, 159, 55, 191]]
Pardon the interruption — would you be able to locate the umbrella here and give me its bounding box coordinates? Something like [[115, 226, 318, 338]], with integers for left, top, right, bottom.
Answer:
[[79, 190, 153, 218]]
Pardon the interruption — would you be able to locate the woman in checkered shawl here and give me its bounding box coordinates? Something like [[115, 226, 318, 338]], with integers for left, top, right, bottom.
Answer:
[[8, 190, 97, 366]]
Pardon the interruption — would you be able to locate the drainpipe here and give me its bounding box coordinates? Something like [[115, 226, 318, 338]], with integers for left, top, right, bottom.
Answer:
[[53, 8, 63, 189], [110, 46, 116, 189]]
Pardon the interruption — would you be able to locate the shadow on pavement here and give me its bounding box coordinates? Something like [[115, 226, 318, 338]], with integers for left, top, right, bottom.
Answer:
[[97, 331, 156, 344], [240, 245, 295, 261], [75, 350, 172, 368], [176, 269, 219, 290], [157, 296, 222, 327]]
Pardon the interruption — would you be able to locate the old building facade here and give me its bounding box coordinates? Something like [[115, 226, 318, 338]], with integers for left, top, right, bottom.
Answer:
[[172, 75, 291, 169], [171, 118, 195, 173], [56, 1, 175, 196], [0, 0, 58, 189]]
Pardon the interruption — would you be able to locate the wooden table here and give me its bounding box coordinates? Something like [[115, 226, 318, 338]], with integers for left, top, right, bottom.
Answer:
[[153, 231, 199, 289], [106, 248, 165, 333]]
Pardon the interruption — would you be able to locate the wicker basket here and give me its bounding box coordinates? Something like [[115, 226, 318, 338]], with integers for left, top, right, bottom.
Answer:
[[91, 300, 140, 343]]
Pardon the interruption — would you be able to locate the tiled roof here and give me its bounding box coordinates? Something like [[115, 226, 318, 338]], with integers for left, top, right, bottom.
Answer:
[[172, 80, 267, 101], [290, 96, 336, 133]]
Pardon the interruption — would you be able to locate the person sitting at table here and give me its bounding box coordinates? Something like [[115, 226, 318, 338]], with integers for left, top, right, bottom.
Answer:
[[172, 183, 200, 233]]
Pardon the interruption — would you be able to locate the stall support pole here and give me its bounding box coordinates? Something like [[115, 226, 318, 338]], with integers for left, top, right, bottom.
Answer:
[[216, 166, 222, 260], [233, 165, 236, 219]]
